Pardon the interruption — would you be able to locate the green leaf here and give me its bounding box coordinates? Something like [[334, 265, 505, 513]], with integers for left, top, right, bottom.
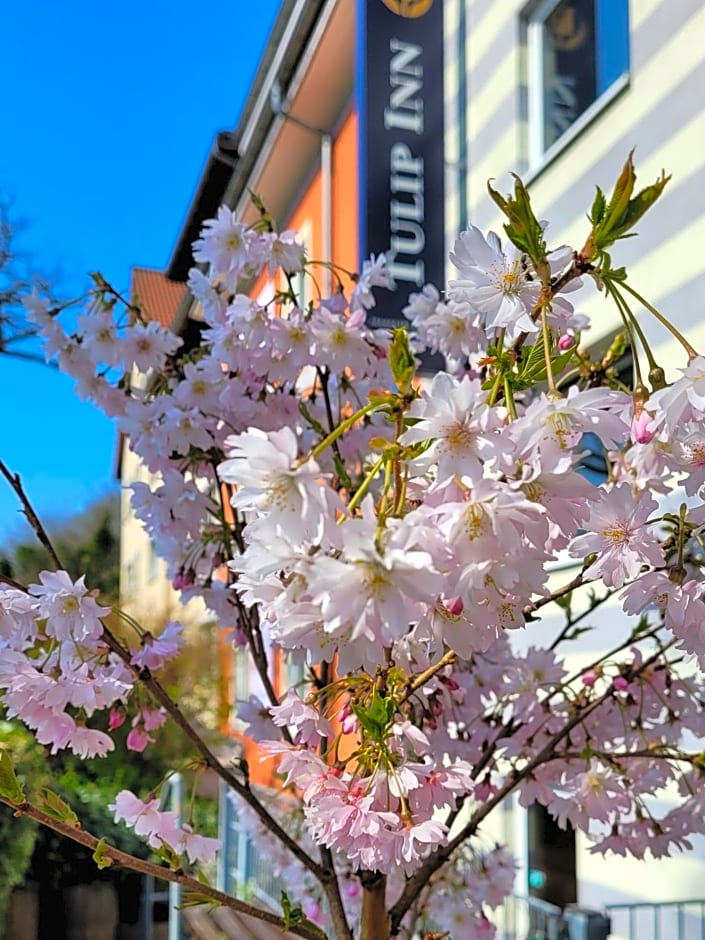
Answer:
[[299, 401, 327, 437], [610, 171, 671, 241], [519, 333, 575, 385], [388, 328, 416, 395], [629, 614, 653, 641], [177, 891, 221, 911], [487, 175, 548, 275], [351, 691, 394, 742], [589, 186, 606, 224], [93, 838, 113, 870], [602, 151, 636, 233], [565, 625, 594, 641], [154, 841, 182, 869], [589, 154, 670, 256], [280, 891, 326, 938], [37, 788, 80, 826], [519, 337, 548, 380], [0, 750, 25, 805]]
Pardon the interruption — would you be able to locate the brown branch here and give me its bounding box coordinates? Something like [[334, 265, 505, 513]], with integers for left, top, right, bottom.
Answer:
[[0, 572, 27, 592], [0, 795, 324, 940], [0, 456, 321, 882], [388, 640, 675, 933], [0, 460, 63, 569], [361, 873, 389, 940], [403, 650, 457, 702], [320, 845, 353, 940], [511, 254, 593, 357], [524, 568, 592, 619], [99, 623, 328, 883]]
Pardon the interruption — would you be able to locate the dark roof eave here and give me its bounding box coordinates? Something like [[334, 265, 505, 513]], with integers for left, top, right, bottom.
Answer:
[[223, 0, 329, 213], [166, 137, 239, 282], [166, 0, 329, 282]]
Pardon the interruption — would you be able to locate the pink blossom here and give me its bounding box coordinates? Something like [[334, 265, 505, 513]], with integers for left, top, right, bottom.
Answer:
[[569, 483, 663, 587], [126, 727, 154, 753], [131, 622, 185, 671]]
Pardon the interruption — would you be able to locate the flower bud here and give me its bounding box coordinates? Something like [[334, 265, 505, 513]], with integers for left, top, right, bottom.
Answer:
[[108, 705, 126, 730], [631, 407, 655, 444], [648, 365, 667, 391], [558, 333, 575, 351], [444, 595, 464, 616], [581, 669, 598, 688]]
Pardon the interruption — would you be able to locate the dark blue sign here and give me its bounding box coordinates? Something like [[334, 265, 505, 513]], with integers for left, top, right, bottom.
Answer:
[[357, 0, 445, 332]]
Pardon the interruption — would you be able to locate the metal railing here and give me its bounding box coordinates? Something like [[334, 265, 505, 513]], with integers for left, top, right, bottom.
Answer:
[[141, 773, 183, 940], [496, 895, 705, 940], [217, 780, 282, 910], [495, 895, 565, 940], [605, 898, 705, 940]]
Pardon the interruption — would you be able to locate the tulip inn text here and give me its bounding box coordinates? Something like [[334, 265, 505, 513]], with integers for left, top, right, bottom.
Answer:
[[384, 38, 426, 288]]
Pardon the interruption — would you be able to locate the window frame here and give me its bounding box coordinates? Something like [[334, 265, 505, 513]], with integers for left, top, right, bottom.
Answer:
[[525, 0, 630, 173]]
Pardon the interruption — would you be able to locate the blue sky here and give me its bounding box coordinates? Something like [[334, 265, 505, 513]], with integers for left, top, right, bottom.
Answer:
[[0, 0, 280, 547]]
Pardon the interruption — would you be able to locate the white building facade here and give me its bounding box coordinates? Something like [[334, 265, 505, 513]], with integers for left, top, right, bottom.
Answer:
[[442, 3, 705, 937]]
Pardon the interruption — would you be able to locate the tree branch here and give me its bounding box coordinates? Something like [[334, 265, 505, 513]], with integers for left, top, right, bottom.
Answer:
[[0, 460, 63, 569], [388, 640, 674, 933], [0, 794, 324, 940]]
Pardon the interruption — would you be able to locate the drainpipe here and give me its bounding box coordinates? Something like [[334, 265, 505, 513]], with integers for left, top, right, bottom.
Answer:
[[270, 81, 333, 298]]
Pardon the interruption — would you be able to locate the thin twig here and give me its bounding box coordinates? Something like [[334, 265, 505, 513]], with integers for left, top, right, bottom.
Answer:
[[99, 622, 328, 882], [388, 640, 674, 932], [0, 795, 323, 940], [0, 460, 63, 569]]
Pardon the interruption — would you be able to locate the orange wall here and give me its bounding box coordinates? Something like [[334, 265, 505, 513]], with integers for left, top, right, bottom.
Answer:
[[249, 109, 359, 304], [225, 111, 360, 771], [286, 109, 359, 295]]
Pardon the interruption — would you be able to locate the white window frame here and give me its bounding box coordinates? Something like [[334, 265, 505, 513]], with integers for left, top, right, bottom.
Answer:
[[526, 0, 629, 173]]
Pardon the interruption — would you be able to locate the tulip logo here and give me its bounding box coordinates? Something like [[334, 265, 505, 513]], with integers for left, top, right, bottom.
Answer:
[[380, 0, 434, 18]]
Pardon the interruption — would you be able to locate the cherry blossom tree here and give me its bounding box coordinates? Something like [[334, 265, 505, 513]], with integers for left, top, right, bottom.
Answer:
[[2, 154, 705, 940]]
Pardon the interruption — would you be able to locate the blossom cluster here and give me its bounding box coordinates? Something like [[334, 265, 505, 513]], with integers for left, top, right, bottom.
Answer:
[[112, 789, 220, 864], [0, 571, 184, 757], [6, 166, 705, 939]]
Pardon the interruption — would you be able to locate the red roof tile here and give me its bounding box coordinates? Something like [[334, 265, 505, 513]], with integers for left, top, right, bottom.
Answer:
[[131, 267, 187, 328]]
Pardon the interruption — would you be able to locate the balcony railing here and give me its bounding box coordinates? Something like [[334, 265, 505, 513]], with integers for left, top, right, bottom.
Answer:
[[605, 898, 705, 940], [496, 895, 705, 940]]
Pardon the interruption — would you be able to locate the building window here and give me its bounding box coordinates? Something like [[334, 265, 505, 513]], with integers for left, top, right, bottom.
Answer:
[[526, 0, 629, 164], [527, 803, 577, 910]]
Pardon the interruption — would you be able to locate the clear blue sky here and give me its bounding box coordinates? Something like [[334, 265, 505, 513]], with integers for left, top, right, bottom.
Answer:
[[0, 0, 281, 548]]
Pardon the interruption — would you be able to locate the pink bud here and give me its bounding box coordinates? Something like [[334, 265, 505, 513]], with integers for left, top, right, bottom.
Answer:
[[345, 880, 362, 900], [631, 407, 655, 444], [141, 708, 167, 732], [338, 700, 352, 722], [558, 333, 575, 351], [613, 675, 630, 692], [126, 727, 153, 753], [582, 669, 598, 688], [341, 713, 360, 735], [443, 595, 464, 616], [108, 706, 126, 730], [303, 901, 322, 925]]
